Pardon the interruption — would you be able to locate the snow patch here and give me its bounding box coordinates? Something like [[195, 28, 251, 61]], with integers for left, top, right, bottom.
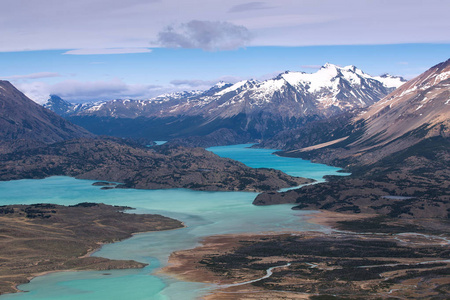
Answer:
[[216, 80, 250, 96], [373, 75, 405, 88], [435, 71, 450, 82]]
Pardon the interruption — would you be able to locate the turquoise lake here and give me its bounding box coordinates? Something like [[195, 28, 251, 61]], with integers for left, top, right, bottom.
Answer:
[[0, 144, 347, 300]]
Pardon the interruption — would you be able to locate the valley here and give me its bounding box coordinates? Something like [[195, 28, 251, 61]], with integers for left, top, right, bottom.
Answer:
[[0, 59, 448, 299], [2, 2, 449, 299]]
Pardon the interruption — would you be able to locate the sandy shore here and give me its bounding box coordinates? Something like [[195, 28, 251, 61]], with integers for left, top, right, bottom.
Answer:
[[305, 210, 375, 228]]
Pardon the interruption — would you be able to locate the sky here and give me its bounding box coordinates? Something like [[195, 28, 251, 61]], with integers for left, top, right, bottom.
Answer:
[[1, 0, 449, 103]]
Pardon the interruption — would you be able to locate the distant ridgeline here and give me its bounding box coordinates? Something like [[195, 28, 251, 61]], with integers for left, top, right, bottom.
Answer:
[[44, 64, 405, 141]]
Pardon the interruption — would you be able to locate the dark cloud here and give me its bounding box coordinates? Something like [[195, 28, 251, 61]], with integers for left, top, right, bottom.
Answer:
[[228, 2, 274, 13], [157, 20, 252, 51]]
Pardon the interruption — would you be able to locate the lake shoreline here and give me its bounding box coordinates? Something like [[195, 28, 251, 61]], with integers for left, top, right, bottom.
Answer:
[[161, 210, 450, 299], [0, 203, 184, 296], [0, 145, 355, 299]]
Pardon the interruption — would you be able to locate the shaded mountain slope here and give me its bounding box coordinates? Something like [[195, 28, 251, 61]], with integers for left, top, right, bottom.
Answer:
[[0, 81, 312, 192], [0, 81, 93, 143]]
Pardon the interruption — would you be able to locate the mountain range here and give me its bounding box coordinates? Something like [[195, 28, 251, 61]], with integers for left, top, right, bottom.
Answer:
[[45, 64, 405, 140], [263, 59, 450, 166], [255, 59, 450, 219]]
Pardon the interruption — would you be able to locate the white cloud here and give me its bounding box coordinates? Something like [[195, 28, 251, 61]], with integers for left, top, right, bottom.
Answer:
[[14, 79, 165, 104], [64, 48, 152, 55], [157, 20, 252, 51], [1, 72, 61, 80], [170, 79, 217, 87], [15, 75, 245, 105]]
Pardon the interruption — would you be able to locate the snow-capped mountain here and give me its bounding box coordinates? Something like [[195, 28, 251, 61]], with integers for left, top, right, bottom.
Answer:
[[45, 64, 406, 139], [192, 63, 405, 120], [261, 59, 450, 156], [48, 64, 404, 120], [44, 95, 103, 117]]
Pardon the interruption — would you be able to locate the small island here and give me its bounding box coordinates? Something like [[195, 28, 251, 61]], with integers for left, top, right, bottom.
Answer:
[[0, 203, 183, 295]]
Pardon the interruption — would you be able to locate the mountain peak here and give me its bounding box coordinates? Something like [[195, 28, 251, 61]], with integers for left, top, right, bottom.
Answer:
[[322, 62, 340, 70], [213, 81, 229, 89], [343, 65, 358, 72]]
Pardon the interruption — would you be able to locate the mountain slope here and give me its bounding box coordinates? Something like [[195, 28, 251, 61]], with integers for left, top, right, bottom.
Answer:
[[0, 81, 312, 193], [353, 59, 450, 150], [254, 59, 450, 218], [0, 81, 93, 143], [264, 59, 449, 165]]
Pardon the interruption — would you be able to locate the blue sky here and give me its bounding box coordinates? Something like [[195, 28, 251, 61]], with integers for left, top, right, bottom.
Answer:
[[1, 0, 449, 103]]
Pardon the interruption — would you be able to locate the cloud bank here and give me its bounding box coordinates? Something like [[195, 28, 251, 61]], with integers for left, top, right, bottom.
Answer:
[[15, 79, 166, 104], [0, 0, 449, 52], [157, 20, 252, 51]]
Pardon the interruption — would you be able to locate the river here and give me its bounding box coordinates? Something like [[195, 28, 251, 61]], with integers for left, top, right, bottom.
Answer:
[[0, 144, 347, 300]]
